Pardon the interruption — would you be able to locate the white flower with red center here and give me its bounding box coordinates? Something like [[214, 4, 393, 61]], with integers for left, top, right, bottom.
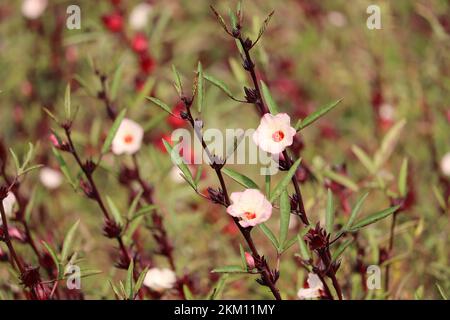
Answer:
[[1, 192, 16, 224], [253, 113, 297, 154], [21, 0, 47, 20], [226, 189, 272, 228], [441, 152, 450, 177], [143, 268, 176, 292], [129, 3, 153, 30], [297, 273, 324, 299], [39, 167, 63, 190], [111, 118, 144, 155]]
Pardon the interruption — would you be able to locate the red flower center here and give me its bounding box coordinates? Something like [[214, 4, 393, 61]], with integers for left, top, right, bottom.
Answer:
[[124, 134, 134, 144], [244, 211, 256, 220], [272, 130, 285, 142]]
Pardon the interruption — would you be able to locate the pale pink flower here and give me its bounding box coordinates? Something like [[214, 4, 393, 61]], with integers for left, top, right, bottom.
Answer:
[[111, 118, 144, 155], [129, 3, 153, 30], [441, 152, 450, 177], [297, 273, 324, 299], [21, 0, 47, 20], [1, 192, 16, 223], [39, 167, 63, 190], [253, 113, 297, 154], [226, 189, 272, 228], [143, 268, 176, 292]]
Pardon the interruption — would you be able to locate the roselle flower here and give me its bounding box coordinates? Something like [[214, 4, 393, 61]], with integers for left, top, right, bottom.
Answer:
[[1, 192, 16, 221], [39, 167, 63, 190], [102, 12, 123, 33], [129, 3, 153, 30], [253, 113, 297, 154], [111, 118, 144, 155], [226, 189, 272, 228], [441, 152, 450, 177], [297, 273, 325, 299], [21, 0, 47, 20], [143, 268, 176, 292], [131, 33, 148, 53], [139, 53, 156, 74]]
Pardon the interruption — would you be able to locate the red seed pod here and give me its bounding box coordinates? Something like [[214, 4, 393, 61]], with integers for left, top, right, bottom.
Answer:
[[131, 33, 149, 53], [101, 12, 123, 33]]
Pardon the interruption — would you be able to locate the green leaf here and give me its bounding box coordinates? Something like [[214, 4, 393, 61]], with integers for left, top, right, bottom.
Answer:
[[146, 97, 175, 116], [398, 158, 408, 198], [279, 189, 290, 249], [134, 266, 149, 297], [43, 107, 59, 124], [41, 241, 61, 276], [253, 10, 275, 47], [296, 99, 343, 131], [125, 259, 134, 299], [265, 174, 271, 199], [435, 283, 448, 300], [297, 233, 310, 260], [332, 239, 353, 261], [260, 80, 279, 114], [162, 139, 196, 189], [374, 119, 406, 169], [127, 190, 143, 220], [9, 148, 20, 173], [64, 83, 71, 119], [110, 62, 124, 101], [239, 244, 246, 269], [61, 220, 80, 263], [210, 5, 230, 35], [323, 169, 359, 192], [106, 196, 124, 226], [211, 265, 246, 273], [259, 223, 279, 249], [101, 108, 127, 154], [208, 274, 229, 300], [432, 185, 447, 210], [197, 62, 204, 113], [270, 157, 302, 202], [183, 285, 194, 300], [351, 145, 376, 174], [345, 192, 369, 230], [110, 281, 124, 300], [222, 168, 259, 189], [228, 7, 237, 29], [52, 147, 76, 189], [349, 206, 400, 232], [281, 235, 298, 252], [24, 186, 38, 223], [172, 64, 183, 96], [325, 189, 334, 234], [204, 74, 233, 98]]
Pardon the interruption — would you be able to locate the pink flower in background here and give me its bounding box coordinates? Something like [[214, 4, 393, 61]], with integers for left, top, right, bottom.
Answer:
[[129, 3, 153, 30], [226, 189, 272, 227], [49, 134, 60, 147], [253, 113, 297, 154], [21, 0, 47, 20], [131, 33, 148, 53], [112, 118, 144, 155], [297, 273, 324, 299], [143, 268, 176, 291], [441, 152, 450, 177], [1, 192, 16, 222], [39, 168, 63, 190]]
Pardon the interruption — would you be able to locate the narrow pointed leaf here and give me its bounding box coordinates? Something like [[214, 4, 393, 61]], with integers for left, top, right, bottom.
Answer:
[[323, 169, 359, 192], [204, 74, 233, 98], [61, 220, 80, 262], [270, 157, 302, 202], [296, 99, 343, 131], [349, 206, 400, 231], [110, 62, 124, 101], [172, 65, 183, 96], [106, 196, 124, 226], [351, 145, 376, 174], [162, 139, 195, 188], [211, 265, 246, 273], [101, 108, 127, 154], [279, 189, 290, 249], [260, 80, 279, 114], [222, 168, 259, 189], [325, 189, 334, 234], [398, 158, 408, 197], [197, 62, 204, 113], [259, 223, 279, 249], [64, 83, 71, 119]]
